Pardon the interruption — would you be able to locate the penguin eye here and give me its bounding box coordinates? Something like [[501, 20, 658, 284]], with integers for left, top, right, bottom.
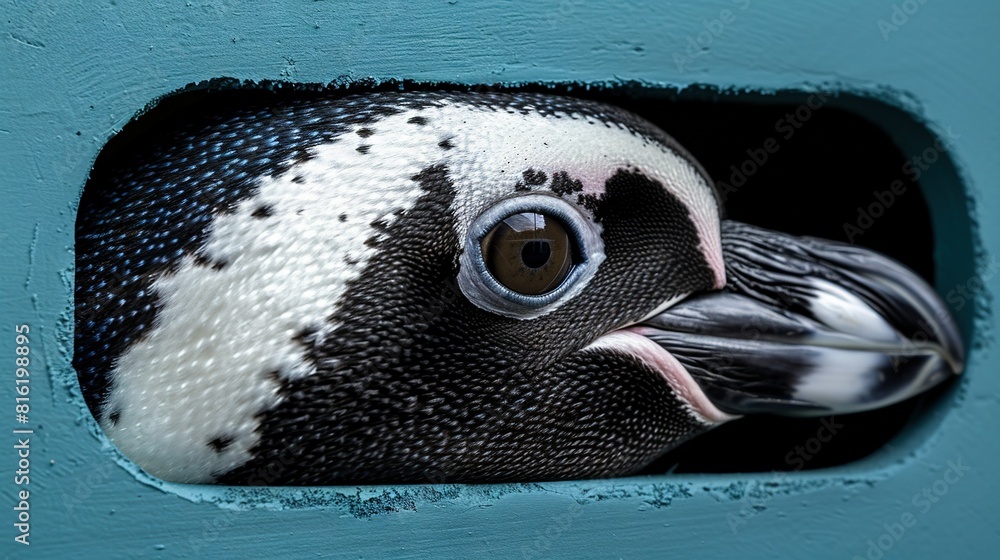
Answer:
[[480, 212, 576, 295], [458, 194, 605, 319]]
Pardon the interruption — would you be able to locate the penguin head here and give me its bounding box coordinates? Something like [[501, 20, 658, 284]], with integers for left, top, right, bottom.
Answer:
[[74, 91, 963, 485]]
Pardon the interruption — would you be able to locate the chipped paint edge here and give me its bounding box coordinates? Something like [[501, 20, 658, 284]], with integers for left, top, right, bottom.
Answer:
[[48, 79, 984, 517]]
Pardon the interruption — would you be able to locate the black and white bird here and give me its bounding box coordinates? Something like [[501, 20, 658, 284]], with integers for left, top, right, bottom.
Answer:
[[74, 91, 964, 485]]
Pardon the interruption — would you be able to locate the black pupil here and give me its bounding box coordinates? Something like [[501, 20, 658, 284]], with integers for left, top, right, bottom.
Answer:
[[479, 211, 575, 296], [521, 240, 551, 269]]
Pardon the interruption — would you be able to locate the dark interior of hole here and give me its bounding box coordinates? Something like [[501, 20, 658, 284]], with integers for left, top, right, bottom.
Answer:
[[88, 82, 942, 475], [599, 90, 938, 474]]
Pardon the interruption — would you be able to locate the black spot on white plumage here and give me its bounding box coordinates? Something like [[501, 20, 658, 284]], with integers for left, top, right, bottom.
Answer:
[[292, 150, 315, 165], [407, 115, 428, 125], [208, 435, 235, 453], [576, 193, 602, 213], [522, 168, 547, 186], [76, 94, 445, 416], [551, 170, 585, 196], [356, 144, 371, 154], [191, 251, 227, 270], [292, 325, 319, 348], [251, 204, 274, 218], [438, 137, 454, 150]]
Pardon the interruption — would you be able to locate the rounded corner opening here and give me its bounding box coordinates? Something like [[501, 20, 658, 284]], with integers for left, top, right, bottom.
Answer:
[[74, 81, 977, 491]]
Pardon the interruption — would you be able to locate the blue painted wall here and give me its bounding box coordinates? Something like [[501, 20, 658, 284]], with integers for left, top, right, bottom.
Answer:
[[2, 0, 998, 557]]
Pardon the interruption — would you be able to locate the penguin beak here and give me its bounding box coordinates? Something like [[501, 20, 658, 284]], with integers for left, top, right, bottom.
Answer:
[[632, 220, 964, 417]]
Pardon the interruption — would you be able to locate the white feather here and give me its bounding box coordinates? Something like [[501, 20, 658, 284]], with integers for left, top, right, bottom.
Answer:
[[102, 99, 723, 482]]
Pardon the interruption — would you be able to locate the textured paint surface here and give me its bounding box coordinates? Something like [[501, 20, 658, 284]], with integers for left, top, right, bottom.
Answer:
[[1, 0, 998, 558]]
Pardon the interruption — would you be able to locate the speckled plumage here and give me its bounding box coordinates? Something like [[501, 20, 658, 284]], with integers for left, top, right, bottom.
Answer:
[[75, 90, 962, 485], [76, 91, 724, 483]]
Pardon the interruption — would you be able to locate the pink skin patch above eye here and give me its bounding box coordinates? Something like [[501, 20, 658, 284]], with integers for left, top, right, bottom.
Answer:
[[554, 161, 726, 291], [563, 168, 727, 292], [587, 329, 739, 425]]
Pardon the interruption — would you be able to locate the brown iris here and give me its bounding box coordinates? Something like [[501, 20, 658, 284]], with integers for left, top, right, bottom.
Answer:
[[480, 212, 574, 295]]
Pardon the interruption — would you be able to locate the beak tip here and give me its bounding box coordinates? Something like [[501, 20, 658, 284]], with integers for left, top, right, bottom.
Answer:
[[642, 221, 967, 418]]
